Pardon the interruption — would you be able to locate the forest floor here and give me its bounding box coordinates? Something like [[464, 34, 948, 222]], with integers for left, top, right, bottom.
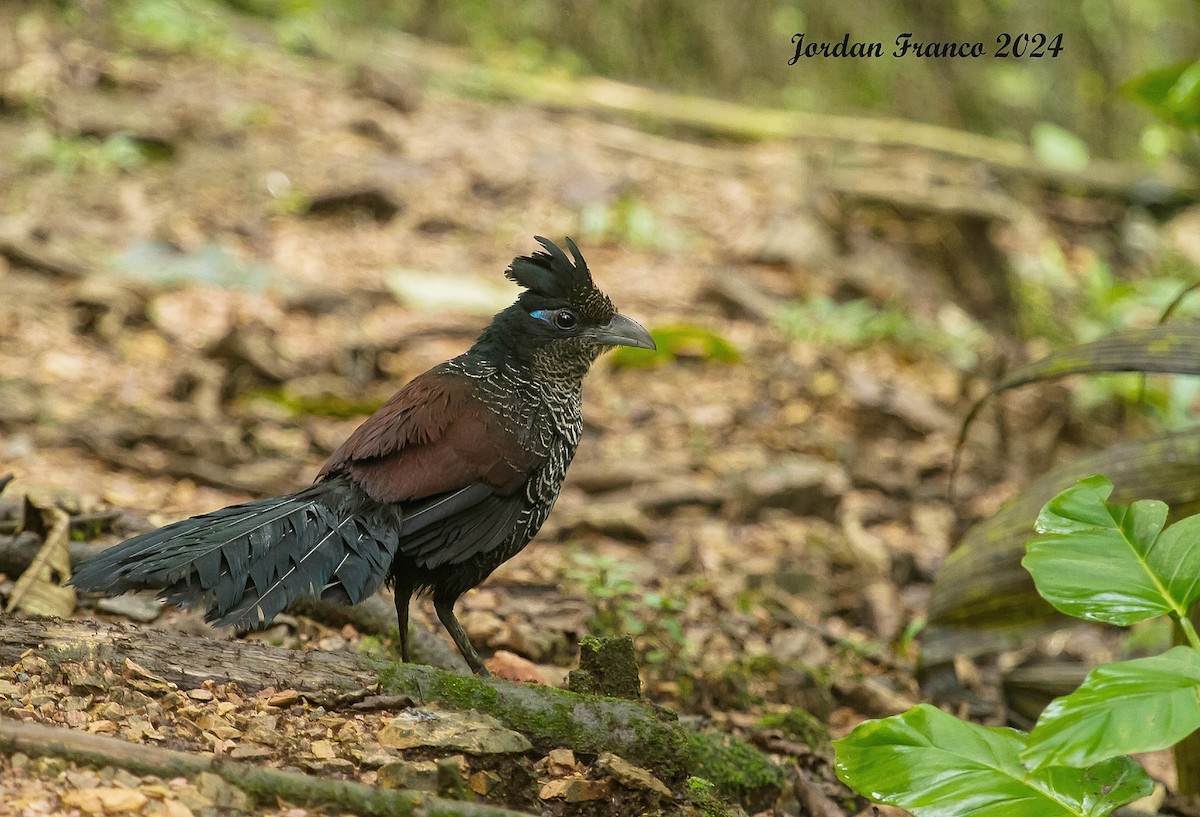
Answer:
[[1, 4, 1198, 816]]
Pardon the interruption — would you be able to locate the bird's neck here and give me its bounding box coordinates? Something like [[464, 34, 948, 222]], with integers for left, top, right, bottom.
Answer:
[[449, 349, 589, 397], [448, 349, 589, 447], [529, 342, 602, 386]]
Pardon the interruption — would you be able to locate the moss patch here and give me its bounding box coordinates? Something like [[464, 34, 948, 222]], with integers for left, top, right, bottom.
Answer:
[[684, 777, 736, 817], [755, 708, 831, 753], [567, 636, 641, 699], [682, 730, 785, 810]]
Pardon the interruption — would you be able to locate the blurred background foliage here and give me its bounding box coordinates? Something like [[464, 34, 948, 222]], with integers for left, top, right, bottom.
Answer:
[[89, 0, 1200, 165]]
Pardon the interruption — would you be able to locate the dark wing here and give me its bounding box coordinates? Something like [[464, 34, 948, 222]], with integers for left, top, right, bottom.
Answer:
[[319, 367, 538, 570]]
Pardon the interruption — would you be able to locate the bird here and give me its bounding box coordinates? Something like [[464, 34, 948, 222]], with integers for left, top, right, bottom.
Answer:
[[71, 236, 655, 676]]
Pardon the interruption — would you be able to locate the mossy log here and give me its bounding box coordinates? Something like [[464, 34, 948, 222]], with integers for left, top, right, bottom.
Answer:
[[376, 662, 782, 809], [0, 719, 535, 817], [0, 615, 782, 808]]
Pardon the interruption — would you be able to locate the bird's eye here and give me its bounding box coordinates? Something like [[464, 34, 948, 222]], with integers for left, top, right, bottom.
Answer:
[[553, 310, 578, 330]]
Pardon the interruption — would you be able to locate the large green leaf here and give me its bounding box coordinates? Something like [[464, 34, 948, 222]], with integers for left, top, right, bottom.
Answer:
[[1023, 646, 1200, 769], [923, 427, 1200, 668], [1024, 475, 1200, 625], [834, 704, 1150, 817], [1123, 60, 1200, 128]]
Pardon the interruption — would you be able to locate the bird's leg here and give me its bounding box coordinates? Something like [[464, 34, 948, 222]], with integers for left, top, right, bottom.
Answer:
[[434, 596, 490, 677], [394, 580, 415, 663]]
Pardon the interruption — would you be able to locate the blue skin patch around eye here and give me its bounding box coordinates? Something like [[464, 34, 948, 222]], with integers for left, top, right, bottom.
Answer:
[[530, 309, 552, 322]]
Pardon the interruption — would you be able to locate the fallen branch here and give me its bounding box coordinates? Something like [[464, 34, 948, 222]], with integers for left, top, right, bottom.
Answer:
[[0, 231, 94, 279], [356, 38, 1199, 205], [0, 719, 535, 817]]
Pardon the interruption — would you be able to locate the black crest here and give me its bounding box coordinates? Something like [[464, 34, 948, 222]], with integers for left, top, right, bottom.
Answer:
[[506, 236, 596, 301]]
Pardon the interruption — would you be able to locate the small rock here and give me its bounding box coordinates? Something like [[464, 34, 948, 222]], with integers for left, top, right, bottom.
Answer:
[[567, 461, 660, 493], [301, 757, 355, 775], [159, 796, 194, 815], [351, 749, 401, 768], [185, 689, 213, 702], [61, 787, 149, 814], [468, 770, 503, 796], [378, 709, 532, 754], [309, 739, 336, 759], [768, 628, 831, 666], [1164, 204, 1200, 268], [97, 594, 164, 623], [377, 760, 438, 792], [539, 778, 609, 802], [836, 676, 917, 718], [731, 456, 847, 521], [195, 772, 253, 814], [316, 635, 347, 651], [159, 800, 195, 817], [843, 364, 956, 434], [734, 214, 836, 269], [242, 713, 281, 746], [0, 679, 21, 696], [267, 689, 300, 707], [171, 783, 212, 813], [229, 743, 272, 760], [837, 492, 892, 575], [862, 577, 904, 642], [352, 64, 421, 114], [636, 480, 724, 513], [559, 500, 653, 543], [486, 650, 547, 684], [546, 748, 576, 776], [598, 752, 672, 798], [65, 664, 109, 692]]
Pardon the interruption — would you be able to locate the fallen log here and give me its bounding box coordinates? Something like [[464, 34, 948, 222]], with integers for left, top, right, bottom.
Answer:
[[0, 615, 783, 808], [0, 615, 375, 693]]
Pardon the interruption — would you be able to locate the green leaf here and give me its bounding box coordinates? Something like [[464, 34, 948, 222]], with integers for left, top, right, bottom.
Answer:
[[1031, 122, 1090, 172], [834, 704, 1150, 817], [927, 427, 1200, 650], [609, 324, 739, 368], [1023, 646, 1200, 769], [1025, 475, 1200, 625], [1123, 60, 1200, 128]]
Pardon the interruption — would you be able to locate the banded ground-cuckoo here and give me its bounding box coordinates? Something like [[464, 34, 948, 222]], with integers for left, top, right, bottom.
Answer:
[[71, 237, 655, 676]]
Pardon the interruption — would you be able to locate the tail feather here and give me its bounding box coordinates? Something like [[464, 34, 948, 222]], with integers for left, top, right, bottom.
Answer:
[[102, 495, 302, 586], [214, 509, 356, 628], [71, 478, 402, 630]]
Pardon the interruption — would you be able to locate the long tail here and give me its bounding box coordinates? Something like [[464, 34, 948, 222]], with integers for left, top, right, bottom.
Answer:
[[71, 478, 402, 630]]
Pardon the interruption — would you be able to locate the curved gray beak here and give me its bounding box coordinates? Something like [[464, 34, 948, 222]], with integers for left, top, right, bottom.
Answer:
[[593, 313, 656, 350]]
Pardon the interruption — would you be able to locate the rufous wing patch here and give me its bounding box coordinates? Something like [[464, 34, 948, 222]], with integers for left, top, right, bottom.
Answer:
[[319, 369, 534, 503]]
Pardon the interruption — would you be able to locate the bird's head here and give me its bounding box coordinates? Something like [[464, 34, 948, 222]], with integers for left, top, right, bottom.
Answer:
[[472, 236, 655, 376]]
